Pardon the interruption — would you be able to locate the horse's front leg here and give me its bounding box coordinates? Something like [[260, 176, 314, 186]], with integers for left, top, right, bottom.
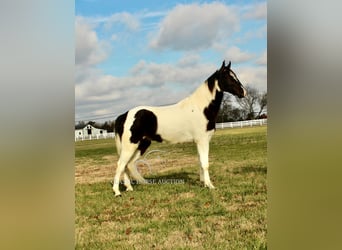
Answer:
[[196, 140, 215, 189]]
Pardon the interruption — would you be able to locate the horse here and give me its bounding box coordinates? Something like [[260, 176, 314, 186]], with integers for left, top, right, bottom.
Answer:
[[113, 61, 246, 196]]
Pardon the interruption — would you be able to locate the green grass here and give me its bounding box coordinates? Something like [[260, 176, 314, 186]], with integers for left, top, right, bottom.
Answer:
[[75, 126, 267, 249], [75, 139, 116, 164]]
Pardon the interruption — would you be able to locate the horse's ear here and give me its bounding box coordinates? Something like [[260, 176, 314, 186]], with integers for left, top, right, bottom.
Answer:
[[227, 61, 231, 69], [220, 60, 225, 70]]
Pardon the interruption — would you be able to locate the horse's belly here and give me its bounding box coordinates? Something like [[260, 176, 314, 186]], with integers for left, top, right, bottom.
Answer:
[[157, 119, 203, 143]]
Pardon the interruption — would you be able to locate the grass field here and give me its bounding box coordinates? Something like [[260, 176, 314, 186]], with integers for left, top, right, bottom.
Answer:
[[75, 126, 267, 249]]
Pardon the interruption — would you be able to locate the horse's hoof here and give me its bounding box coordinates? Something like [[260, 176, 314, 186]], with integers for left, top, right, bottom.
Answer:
[[205, 183, 215, 189]]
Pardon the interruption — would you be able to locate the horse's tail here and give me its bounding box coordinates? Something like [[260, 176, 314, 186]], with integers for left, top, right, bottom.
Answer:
[[114, 111, 128, 156]]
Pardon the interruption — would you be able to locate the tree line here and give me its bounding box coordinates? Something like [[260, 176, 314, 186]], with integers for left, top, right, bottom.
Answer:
[[217, 85, 267, 122], [75, 85, 267, 130], [75, 120, 116, 132]]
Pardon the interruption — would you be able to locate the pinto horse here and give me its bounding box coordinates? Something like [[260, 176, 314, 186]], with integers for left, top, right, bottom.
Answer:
[[113, 61, 246, 196]]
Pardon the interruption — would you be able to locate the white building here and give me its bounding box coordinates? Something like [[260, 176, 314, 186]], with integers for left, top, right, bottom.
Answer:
[[75, 124, 110, 141]]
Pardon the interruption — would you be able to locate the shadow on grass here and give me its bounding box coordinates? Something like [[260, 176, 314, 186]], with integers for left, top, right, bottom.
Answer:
[[233, 165, 267, 174], [149, 171, 199, 186]]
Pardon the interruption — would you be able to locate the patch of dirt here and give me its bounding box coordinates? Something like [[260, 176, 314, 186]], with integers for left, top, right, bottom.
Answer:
[[75, 153, 198, 185], [135, 155, 198, 176], [75, 159, 116, 184], [102, 155, 117, 162]]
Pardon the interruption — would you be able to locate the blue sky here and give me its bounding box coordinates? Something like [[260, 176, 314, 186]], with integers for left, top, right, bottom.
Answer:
[[75, 0, 266, 122]]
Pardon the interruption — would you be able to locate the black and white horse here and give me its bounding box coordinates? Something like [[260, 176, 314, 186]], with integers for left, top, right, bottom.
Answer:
[[113, 61, 246, 196]]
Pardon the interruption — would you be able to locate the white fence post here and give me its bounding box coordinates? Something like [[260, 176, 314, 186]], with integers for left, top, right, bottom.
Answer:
[[214, 119, 267, 130]]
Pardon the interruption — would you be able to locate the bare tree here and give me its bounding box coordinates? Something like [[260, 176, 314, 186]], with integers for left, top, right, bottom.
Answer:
[[235, 85, 259, 120], [229, 108, 244, 121], [75, 120, 85, 129], [217, 93, 233, 122], [257, 92, 267, 118]]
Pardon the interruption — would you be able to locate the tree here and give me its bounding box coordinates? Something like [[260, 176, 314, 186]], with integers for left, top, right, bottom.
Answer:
[[217, 93, 233, 122], [102, 120, 115, 132], [257, 92, 267, 118], [88, 121, 97, 127], [229, 108, 244, 121], [75, 120, 85, 129], [235, 85, 267, 120], [235, 85, 259, 120]]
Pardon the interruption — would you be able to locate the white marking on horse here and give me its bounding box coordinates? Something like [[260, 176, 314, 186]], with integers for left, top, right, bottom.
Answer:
[[230, 69, 240, 81]]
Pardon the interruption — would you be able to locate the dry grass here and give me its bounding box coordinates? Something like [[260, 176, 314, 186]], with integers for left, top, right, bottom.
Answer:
[[75, 153, 198, 184], [75, 156, 116, 184]]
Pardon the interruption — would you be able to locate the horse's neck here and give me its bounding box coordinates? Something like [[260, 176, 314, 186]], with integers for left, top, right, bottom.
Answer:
[[181, 81, 221, 110]]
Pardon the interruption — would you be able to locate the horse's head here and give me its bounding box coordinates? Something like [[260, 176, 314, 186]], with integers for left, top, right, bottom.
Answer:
[[217, 60, 246, 98]]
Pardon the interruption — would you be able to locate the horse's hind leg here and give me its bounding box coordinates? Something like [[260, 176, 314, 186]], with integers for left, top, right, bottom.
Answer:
[[126, 150, 148, 184], [123, 170, 133, 191], [126, 139, 151, 184], [113, 146, 136, 196]]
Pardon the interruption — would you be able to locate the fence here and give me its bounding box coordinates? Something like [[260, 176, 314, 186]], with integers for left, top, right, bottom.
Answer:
[[75, 119, 267, 141], [215, 118, 267, 129], [75, 132, 115, 141]]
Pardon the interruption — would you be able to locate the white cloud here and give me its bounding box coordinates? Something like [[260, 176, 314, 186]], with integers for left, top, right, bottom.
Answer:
[[75, 17, 110, 67], [104, 12, 140, 31], [130, 59, 216, 88], [224, 46, 255, 63], [244, 24, 267, 41], [243, 2, 267, 20], [150, 3, 239, 50], [141, 10, 167, 18], [79, 12, 140, 31], [176, 54, 201, 67], [75, 13, 141, 85], [76, 60, 219, 119], [110, 34, 117, 41], [75, 60, 267, 120], [237, 65, 267, 91], [256, 50, 267, 65], [75, 3, 267, 121], [75, 55, 267, 120]]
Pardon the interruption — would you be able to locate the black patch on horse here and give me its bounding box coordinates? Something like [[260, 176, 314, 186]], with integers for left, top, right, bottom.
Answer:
[[206, 71, 218, 93], [138, 138, 151, 155], [114, 111, 128, 140], [130, 109, 163, 153], [203, 90, 223, 131]]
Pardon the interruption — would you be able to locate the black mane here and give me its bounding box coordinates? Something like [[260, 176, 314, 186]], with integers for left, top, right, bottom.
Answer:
[[206, 71, 219, 93]]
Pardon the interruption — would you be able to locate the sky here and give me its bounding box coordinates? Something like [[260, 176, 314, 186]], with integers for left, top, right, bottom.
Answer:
[[75, 0, 267, 122]]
